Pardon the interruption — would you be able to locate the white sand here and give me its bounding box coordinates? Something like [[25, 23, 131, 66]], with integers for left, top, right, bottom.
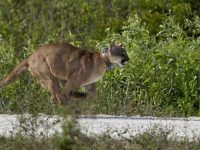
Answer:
[[0, 114, 200, 141]]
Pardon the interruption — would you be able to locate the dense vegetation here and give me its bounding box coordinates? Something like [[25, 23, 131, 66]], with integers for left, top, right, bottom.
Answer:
[[1, 0, 200, 149], [0, 0, 200, 117]]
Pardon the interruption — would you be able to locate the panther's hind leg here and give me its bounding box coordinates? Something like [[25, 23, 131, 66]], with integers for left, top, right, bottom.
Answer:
[[40, 79, 68, 105]]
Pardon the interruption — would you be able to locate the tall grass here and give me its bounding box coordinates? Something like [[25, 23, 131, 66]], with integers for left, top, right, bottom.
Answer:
[[0, 16, 200, 116], [1, 127, 200, 150], [96, 16, 200, 116], [1, 1, 200, 149]]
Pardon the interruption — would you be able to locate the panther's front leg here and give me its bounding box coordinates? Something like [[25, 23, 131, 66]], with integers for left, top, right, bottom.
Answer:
[[60, 79, 96, 100], [84, 83, 96, 99], [70, 83, 96, 100]]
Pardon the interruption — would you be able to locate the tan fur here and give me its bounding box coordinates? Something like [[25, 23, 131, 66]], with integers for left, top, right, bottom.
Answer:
[[0, 43, 129, 105]]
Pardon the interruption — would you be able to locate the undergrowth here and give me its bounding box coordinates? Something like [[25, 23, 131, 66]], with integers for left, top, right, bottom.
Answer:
[[1, 16, 200, 116], [0, 1, 200, 149], [1, 123, 200, 150]]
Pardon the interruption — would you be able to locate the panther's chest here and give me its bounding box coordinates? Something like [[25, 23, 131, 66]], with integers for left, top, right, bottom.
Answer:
[[81, 70, 106, 86]]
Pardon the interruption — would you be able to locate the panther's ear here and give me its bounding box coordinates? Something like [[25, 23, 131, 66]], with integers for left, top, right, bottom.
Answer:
[[118, 43, 123, 47]]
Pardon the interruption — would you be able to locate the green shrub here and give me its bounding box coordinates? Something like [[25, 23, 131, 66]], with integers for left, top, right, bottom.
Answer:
[[1, 16, 200, 116], [96, 16, 200, 116], [0, 0, 200, 116]]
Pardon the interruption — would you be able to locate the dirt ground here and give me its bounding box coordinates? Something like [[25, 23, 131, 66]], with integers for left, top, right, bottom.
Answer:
[[0, 114, 200, 141]]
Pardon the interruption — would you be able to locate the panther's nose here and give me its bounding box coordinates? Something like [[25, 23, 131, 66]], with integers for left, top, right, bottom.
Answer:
[[123, 55, 129, 62], [121, 58, 129, 65]]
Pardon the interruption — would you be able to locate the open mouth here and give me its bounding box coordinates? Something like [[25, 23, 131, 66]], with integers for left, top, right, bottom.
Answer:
[[120, 60, 128, 66]]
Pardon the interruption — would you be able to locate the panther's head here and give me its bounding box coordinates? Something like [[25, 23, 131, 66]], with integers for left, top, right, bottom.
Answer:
[[102, 43, 129, 67]]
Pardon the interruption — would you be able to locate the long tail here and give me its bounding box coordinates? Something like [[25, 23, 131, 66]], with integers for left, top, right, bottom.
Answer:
[[0, 59, 29, 90]]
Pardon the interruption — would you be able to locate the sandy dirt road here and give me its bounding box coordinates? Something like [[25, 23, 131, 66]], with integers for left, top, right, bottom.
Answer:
[[0, 114, 200, 141]]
